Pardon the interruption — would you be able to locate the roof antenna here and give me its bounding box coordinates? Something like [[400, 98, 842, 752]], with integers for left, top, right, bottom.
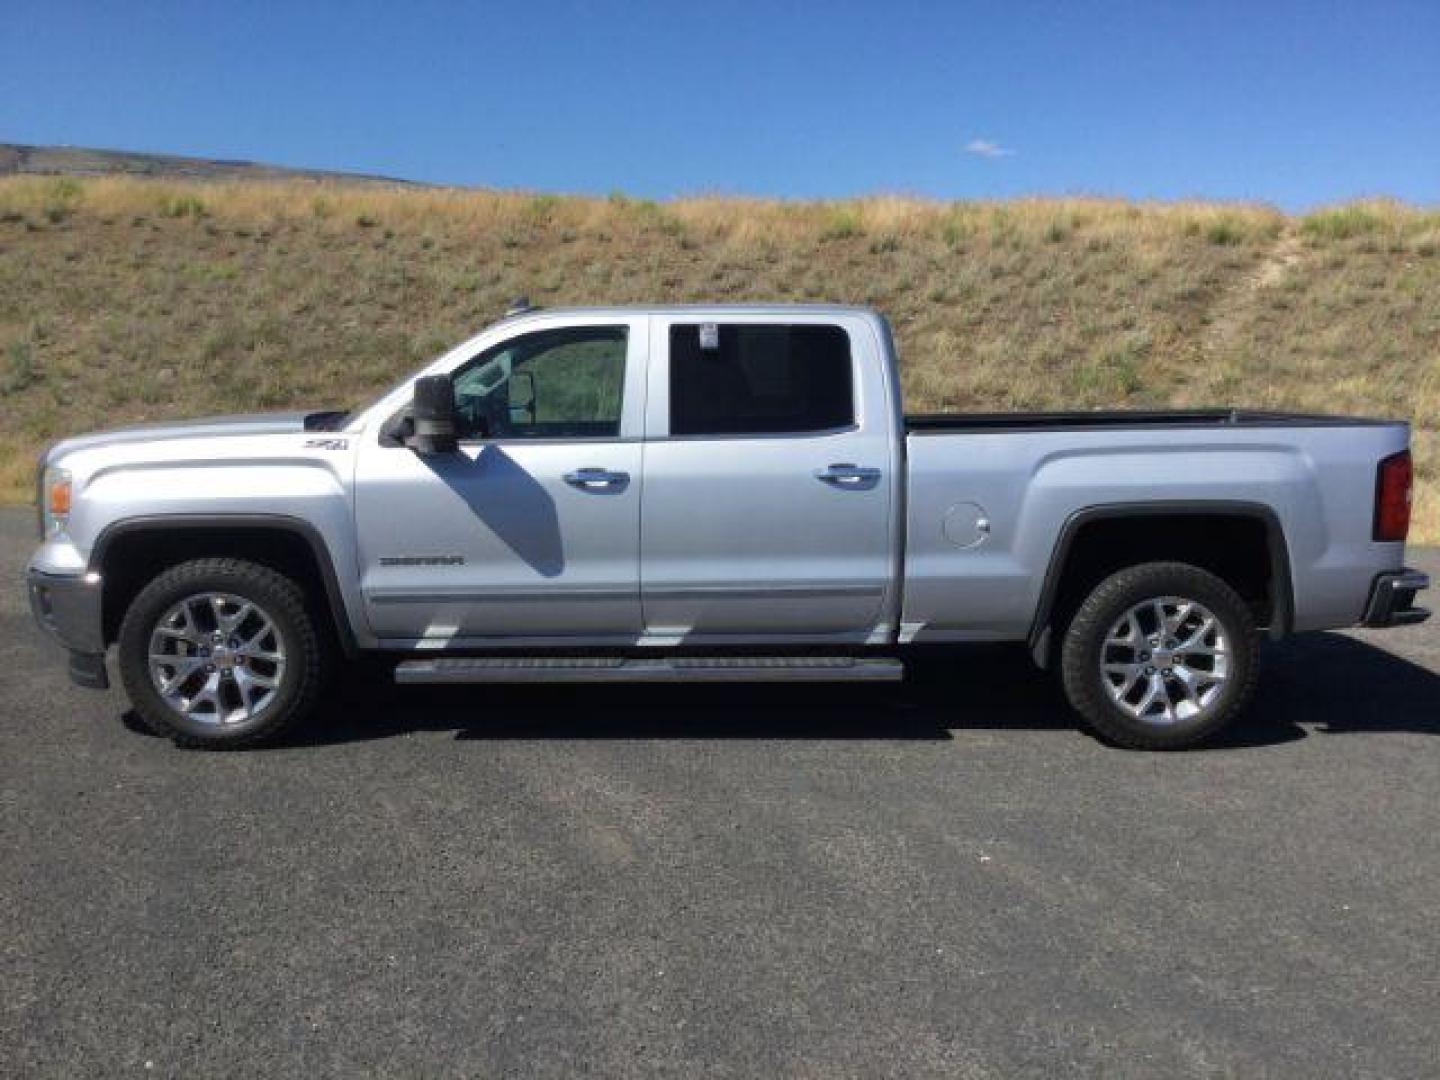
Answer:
[[505, 296, 535, 318]]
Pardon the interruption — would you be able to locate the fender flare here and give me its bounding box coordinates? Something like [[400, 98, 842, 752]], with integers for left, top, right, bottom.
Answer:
[[1026, 500, 1294, 667], [90, 513, 359, 657]]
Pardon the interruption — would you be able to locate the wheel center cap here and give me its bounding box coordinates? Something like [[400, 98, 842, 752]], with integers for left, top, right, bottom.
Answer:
[[1152, 648, 1176, 670], [212, 646, 236, 670]]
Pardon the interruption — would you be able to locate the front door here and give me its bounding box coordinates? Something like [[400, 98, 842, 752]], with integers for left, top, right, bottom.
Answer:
[[355, 317, 648, 644]]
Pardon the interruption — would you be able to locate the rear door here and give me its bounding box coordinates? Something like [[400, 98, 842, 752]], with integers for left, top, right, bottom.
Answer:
[[639, 314, 898, 641]]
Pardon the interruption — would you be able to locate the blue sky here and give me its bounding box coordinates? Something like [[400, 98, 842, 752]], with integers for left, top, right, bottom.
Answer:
[[3, 1, 1437, 209]]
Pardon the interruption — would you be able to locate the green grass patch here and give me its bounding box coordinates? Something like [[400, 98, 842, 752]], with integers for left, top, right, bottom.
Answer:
[[821, 207, 864, 241], [1302, 205, 1387, 241]]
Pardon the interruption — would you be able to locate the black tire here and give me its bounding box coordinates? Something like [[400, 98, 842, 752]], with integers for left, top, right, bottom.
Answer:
[[117, 558, 330, 749], [1060, 561, 1259, 750]]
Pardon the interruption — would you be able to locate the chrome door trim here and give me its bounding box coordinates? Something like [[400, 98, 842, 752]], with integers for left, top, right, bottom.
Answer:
[[645, 584, 883, 601], [370, 585, 638, 605]]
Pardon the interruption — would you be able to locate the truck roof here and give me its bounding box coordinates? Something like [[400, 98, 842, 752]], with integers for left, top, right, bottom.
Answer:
[[498, 302, 883, 322]]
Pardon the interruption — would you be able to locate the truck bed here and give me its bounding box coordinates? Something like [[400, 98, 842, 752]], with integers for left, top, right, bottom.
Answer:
[[906, 409, 1393, 434], [899, 407, 1411, 643]]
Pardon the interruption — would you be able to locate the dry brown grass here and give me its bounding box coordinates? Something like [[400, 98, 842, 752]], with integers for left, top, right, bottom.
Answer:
[[2, 177, 1437, 539]]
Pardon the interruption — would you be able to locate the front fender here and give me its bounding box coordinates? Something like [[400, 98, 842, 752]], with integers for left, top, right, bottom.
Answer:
[[47, 441, 370, 650]]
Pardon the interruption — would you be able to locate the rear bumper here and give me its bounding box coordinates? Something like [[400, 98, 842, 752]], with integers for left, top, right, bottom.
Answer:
[[26, 567, 109, 689], [1360, 569, 1431, 628]]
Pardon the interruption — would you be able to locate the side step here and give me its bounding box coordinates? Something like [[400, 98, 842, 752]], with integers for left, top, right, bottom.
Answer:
[[394, 655, 905, 685]]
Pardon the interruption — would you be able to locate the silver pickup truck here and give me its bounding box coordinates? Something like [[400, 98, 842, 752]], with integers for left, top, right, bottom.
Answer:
[[27, 303, 1430, 750]]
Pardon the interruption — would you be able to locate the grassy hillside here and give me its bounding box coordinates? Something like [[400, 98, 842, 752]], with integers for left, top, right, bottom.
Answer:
[[1, 176, 1436, 539]]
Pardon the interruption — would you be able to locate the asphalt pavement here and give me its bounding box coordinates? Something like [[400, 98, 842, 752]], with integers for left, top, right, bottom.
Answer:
[[2, 506, 1438, 1078]]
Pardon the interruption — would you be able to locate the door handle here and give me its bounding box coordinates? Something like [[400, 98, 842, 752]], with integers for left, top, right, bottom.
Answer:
[[564, 468, 630, 490], [814, 463, 881, 488]]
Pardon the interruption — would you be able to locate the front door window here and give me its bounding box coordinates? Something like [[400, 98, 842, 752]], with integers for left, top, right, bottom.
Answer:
[[452, 326, 628, 440]]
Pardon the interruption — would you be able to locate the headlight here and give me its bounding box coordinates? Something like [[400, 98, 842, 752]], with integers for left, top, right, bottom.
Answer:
[[41, 466, 72, 538]]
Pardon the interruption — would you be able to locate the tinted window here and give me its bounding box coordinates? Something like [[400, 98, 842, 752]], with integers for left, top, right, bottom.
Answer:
[[669, 324, 853, 436], [452, 326, 626, 439]]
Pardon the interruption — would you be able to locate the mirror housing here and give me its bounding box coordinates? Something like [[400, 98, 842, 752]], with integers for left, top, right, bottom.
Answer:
[[508, 369, 536, 426], [410, 374, 459, 454]]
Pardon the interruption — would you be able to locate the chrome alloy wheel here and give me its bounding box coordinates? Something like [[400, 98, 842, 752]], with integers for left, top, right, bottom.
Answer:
[[147, 592, 287, 726], [1100, 596, 1229, 725]]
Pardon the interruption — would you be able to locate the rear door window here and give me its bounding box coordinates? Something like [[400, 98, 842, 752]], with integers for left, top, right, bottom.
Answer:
[[668, 324, 854, 437]]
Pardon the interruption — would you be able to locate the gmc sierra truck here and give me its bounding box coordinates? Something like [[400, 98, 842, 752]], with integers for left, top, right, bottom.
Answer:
[[27, 303, 1430, 750]]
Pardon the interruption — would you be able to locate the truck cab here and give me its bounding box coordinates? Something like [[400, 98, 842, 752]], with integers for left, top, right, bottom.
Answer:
[[351, 306, 902, 647]]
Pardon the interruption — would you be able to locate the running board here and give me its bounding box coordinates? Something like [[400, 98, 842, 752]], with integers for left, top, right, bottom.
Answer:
[[394, 655, 905, 685]]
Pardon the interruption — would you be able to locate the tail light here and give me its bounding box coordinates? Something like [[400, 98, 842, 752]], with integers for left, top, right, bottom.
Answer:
[[1374, 450, 1413, 542]]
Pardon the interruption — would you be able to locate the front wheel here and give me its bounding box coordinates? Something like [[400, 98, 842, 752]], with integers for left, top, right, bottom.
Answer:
[[117, 558, 330, 749], [1060, 562, 1259, 749]]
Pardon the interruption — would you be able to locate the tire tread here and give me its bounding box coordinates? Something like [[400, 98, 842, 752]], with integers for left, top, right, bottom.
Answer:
[[117, 558, 329, 749], [1060, 561, 1259, 750]]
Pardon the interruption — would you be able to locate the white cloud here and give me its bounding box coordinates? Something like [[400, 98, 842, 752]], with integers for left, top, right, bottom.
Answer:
[[964, 138, 1016, 159]]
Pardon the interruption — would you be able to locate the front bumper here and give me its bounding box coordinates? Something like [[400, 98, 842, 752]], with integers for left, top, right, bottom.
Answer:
[[26, 567, 109, 689], [1360, 569, 1431, 628]]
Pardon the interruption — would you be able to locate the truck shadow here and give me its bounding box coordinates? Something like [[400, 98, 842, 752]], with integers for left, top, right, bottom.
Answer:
[[249, 631, 1440, 751], [419, 445, 565, 577], [1255, 631, 1440, 737]]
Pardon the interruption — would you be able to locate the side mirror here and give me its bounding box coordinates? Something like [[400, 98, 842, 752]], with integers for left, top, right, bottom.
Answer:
[[410, 375, 459, 455]]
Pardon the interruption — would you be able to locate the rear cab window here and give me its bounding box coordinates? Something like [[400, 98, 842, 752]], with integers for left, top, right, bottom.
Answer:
[[668, 324, 854, 437]]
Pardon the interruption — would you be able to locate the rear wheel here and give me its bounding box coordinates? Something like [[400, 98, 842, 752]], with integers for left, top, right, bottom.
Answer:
[[1060, 562, 1259, 749], [118, 558, 330, 748]]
